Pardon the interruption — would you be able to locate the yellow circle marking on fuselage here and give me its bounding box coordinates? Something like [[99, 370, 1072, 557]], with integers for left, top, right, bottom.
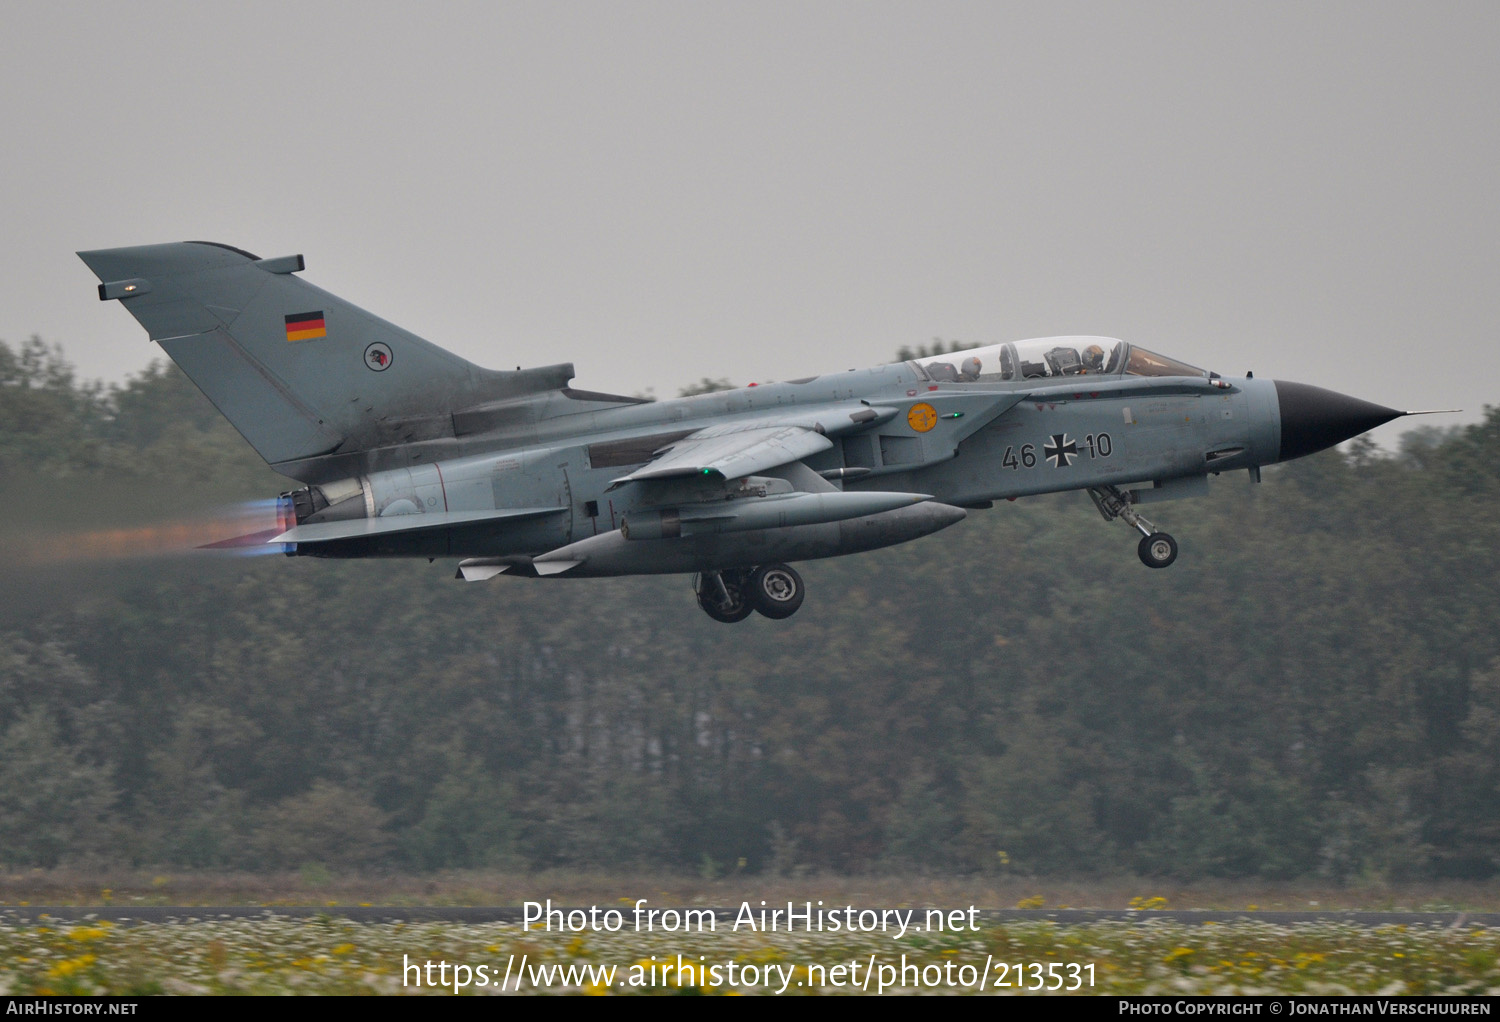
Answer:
[[907, 402, 937, 433]]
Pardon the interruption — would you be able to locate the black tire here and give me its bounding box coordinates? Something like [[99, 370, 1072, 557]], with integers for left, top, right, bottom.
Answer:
[[747, 563, 805, 619], [695, 572, 753, 623], [1138, 532, 1178, 569]]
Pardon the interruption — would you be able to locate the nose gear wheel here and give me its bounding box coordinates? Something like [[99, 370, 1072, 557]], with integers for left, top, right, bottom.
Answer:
[[1138, 532, 1178, 569]]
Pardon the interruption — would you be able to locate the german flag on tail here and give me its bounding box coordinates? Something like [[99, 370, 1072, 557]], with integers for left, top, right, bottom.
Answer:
[[284, 311, 326, 342]]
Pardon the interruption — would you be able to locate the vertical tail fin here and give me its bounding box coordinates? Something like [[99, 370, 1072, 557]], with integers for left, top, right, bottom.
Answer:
[[78, 241, 573, 481]]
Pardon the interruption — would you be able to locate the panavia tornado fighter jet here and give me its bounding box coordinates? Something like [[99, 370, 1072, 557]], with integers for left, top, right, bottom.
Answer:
[[80, 242, 1443, 622]]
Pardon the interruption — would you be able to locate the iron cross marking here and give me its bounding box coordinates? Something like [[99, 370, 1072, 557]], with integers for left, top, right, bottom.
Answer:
[[1044, 433, 1078, 468]]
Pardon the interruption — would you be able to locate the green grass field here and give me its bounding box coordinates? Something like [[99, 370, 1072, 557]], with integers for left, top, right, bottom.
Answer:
[[3, 872, 1500, 995], [7, 868, 1500, 911], [4, 916, 1498, 995]]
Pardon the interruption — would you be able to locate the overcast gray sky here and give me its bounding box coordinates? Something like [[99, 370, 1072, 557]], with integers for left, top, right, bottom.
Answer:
[[3, 2, 1495, 448]]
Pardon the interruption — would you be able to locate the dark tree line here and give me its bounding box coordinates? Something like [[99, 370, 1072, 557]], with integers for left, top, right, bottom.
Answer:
[[2, 336, 1497, 881]]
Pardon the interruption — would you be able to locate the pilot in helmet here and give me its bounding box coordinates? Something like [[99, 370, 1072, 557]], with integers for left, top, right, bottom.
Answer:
[[959, 356, 982, 382], [1082, 344, 1106, 372]]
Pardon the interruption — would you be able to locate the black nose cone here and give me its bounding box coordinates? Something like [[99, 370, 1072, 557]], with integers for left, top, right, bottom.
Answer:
[[1275, 381, 1403, 462]]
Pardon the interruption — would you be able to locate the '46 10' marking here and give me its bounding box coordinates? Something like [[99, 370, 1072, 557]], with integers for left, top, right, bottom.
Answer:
[[1003, 432, 1112, 471]]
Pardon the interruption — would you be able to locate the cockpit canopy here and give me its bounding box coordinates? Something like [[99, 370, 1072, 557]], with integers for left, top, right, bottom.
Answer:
[[909, 337, 1206, 383]]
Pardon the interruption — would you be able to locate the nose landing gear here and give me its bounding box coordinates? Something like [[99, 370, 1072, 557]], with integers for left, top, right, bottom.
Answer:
[[694, 563, 806, 622], [1138, 531, 1178, 569], [1089, 485, 1179, 569]]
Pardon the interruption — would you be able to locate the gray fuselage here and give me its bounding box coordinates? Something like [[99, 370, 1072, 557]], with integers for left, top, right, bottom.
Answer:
[[294, 362, 1280, 570]]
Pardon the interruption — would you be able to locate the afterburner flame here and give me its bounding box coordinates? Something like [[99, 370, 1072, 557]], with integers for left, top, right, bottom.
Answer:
[[10, 500, 288, 567]]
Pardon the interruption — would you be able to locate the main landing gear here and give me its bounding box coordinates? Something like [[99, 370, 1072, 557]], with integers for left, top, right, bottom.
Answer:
[[694, 564, 806, 623], [1088, 486, 1179, 569]]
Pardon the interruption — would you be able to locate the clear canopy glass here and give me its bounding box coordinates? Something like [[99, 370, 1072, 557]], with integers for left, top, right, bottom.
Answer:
[[909, 337, 1204, 383]]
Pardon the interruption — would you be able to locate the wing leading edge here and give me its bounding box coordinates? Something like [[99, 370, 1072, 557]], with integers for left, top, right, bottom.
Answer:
[[609, 423, 834, 486]]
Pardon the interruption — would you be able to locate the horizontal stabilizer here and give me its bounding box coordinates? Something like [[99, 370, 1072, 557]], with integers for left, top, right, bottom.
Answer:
[[273, 506, 565, 545], [198, 527, 288, 550]]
